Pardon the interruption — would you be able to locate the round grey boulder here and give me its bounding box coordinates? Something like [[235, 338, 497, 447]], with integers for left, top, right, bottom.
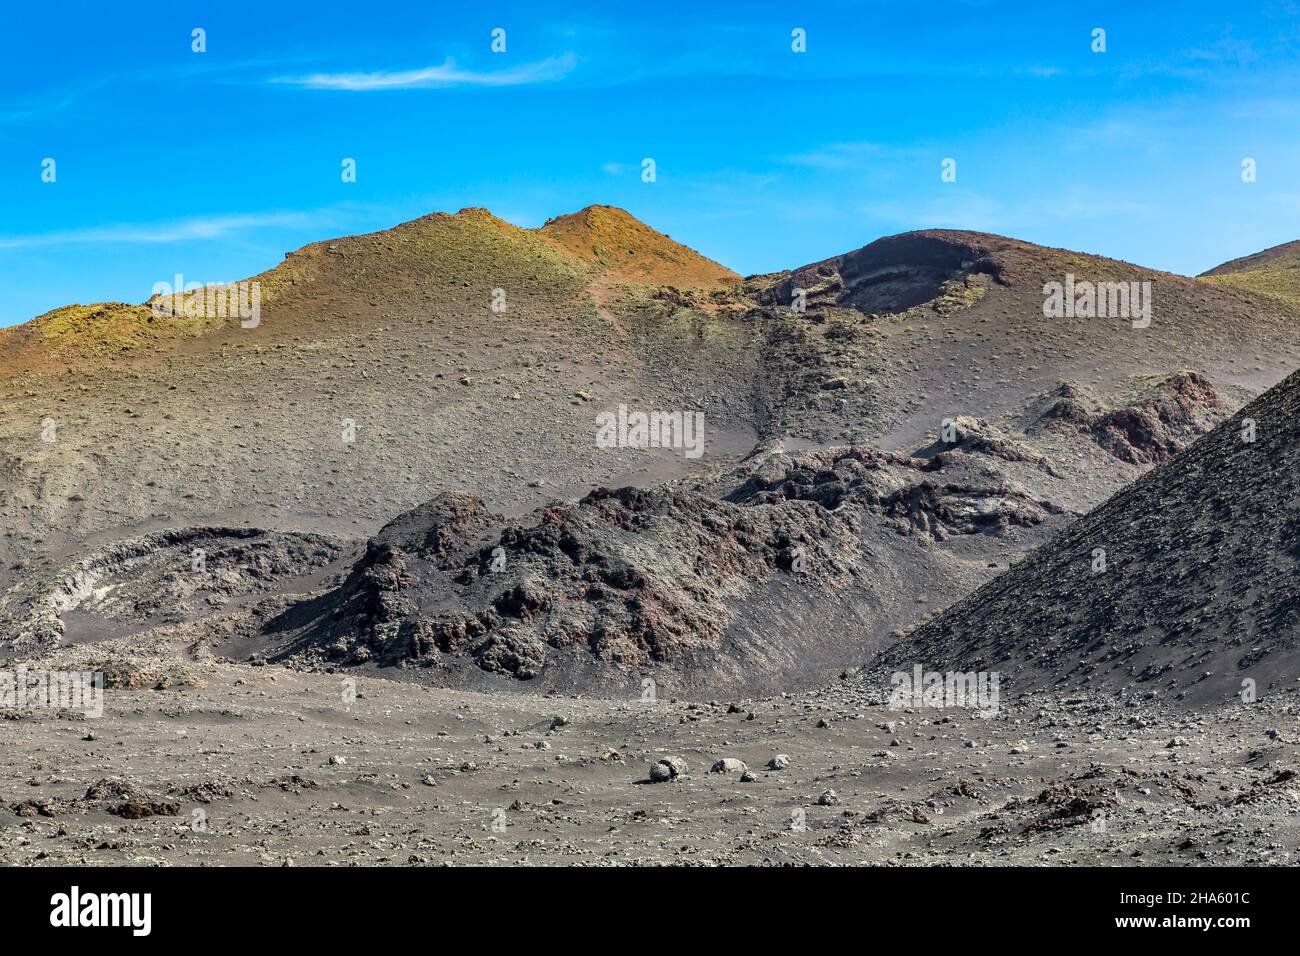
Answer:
[[710, 758, 748, 774]]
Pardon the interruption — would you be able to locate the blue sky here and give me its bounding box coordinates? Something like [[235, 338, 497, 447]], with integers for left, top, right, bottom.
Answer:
[[2, 0, 1299, 326]]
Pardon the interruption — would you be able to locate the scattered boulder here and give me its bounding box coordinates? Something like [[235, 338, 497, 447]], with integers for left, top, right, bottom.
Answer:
[[710, 758, 748, 774], [648, 756, 688, 782]]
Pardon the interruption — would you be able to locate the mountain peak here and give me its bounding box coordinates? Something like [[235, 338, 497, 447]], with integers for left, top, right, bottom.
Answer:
[[1199, 239, 1300, 309], [544, 203, 636, 225], [536, 205, 738, 289], [1200, 239, 1300, 277]]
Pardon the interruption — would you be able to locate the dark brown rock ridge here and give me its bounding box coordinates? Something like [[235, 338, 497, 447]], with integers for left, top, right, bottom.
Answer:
[[261, 441, 1072, 694], [1030, 371, 1228, 464]]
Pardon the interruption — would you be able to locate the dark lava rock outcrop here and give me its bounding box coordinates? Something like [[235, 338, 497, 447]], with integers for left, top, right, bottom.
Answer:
[[1030, 371, 1228, 464], [754, 230, 1010, 315], [0, 528, 345, 654], [267, 485, 869, 693], [262, 443, 1070, 695]]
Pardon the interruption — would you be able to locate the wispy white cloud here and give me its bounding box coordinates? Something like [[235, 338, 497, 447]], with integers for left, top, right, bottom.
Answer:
[[778, 141, 884, 170], [0, 209, 357, 250], [1, 58, 317, 125], [860, 188, 1154, 234], [861, 191, 1010, 232], [271, 55, 575, 91]]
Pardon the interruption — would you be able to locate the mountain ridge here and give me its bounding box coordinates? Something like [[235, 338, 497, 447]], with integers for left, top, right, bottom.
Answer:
[[5, 208, 1300, 691], [13, 208, 1299, 369]]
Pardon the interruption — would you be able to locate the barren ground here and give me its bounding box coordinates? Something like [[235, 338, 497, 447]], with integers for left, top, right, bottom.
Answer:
[[3, 648, 1296, 866]]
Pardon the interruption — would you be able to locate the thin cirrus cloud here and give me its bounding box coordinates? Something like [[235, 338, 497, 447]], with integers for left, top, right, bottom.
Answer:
[[0, 208, 358, 250], [778, 141, 884, 169], [271, 54, 576, 91], [860, 189, 1154, 234]]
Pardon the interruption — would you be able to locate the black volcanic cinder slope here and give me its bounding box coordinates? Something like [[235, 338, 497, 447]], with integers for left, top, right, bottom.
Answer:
[[869, 368, 1300, 708]]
